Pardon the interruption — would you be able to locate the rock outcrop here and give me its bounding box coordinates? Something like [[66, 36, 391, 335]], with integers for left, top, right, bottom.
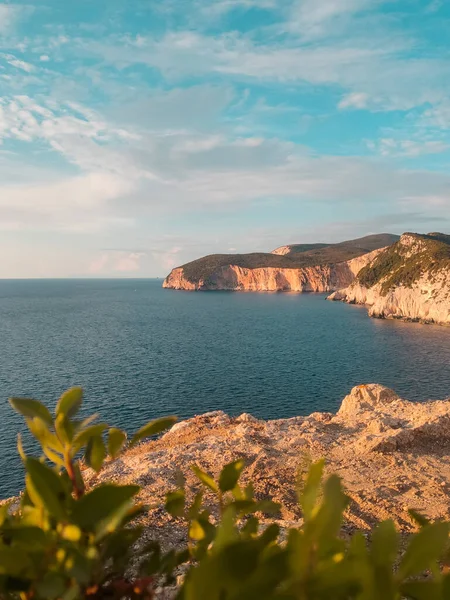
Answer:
[[91, 384, 450, 534], [271, 245, 292, 256], [163, 234, 399, 292], [328, 233, 450, 325], [163, 249, 383, 292]]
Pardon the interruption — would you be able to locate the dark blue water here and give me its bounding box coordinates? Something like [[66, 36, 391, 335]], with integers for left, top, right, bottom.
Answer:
[[0, 279, 449, 496]]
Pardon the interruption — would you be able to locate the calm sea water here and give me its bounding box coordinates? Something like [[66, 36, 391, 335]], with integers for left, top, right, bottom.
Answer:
[[0, 279, 449, 496]]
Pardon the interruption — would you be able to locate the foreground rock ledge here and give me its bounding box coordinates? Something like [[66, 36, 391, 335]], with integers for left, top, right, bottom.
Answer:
[[89, 384, 450, 535]]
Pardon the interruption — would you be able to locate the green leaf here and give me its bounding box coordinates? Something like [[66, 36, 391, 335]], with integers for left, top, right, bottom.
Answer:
[[56, 387, 83, 419], [191, 465, 218, 493], [42, 446, 65, 467], [398, 522, 450, 579], [25, 457, 68, 520], [371, 519, 398, 567], [85, 434, 106, 472], [55, 412, 73, 445], [409, 509, 430, 528], [75, 413, 99, 431], [370, 520, 398, 598], [17, 433, 27, 461], [72, 484, 139, 530], [188, 492, 204, 519], [108, 427, 127, 459], [299, 459, 324, 521], [130, 416, 177, 447], [310, 474, 349, 544], [400, 581, 442, 600], [219, 459, 245, 493], [36, 572, 67, 599], [0, 547, 33, 576], [189, 519, 206, 541], [213, 506, 238, 552], [231, 499, 280, 515], [72, 423, 108, 453], [0, 503, 9, 527], [9, 397, 53, 426], [166, 489, 185, 518], [242, 516, 259, 537], [27, 416, 63, 452], [1, 525, 47, 546]]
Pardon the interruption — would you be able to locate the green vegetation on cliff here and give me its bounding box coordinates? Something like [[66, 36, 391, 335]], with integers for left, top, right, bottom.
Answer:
[[180, 233, 399, 284], [357, 232, 450, 294]]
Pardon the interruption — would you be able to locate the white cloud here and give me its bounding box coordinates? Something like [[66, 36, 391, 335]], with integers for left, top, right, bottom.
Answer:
[[90, 29, 448, 111], [116, 251, 146, 272], [287, 0, 377, 39], [88, 253, 109, 274], [421, 104, 450, 129], [0, 172, 135, 232], [338, 92, 369, 110], [200, 0, 276, 16], [39, 54, 50, 62], [6, 57, 34, 72], [88, 251, 148, 275], [426, 0, 443, 13], [0, 5, 20, 33], [368, 138, 449, 157]]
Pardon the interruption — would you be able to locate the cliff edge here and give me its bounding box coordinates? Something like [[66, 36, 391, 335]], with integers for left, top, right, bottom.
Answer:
[[163, 234, 398, 292], [90, 384, 450, 535], [328, 232, 450, 325]]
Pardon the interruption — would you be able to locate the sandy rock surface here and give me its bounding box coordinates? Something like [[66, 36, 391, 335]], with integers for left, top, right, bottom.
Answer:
[[89, 384, 450, 538]]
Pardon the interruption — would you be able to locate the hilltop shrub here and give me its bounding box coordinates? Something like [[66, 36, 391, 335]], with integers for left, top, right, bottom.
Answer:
[[1, 387, 450, 599]]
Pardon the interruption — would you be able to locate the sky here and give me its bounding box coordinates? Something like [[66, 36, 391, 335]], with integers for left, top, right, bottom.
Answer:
[[1, 0, 450, 277]]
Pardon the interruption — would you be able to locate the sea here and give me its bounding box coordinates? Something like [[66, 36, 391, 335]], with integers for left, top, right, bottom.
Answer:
[[0, 278, 449, 497]]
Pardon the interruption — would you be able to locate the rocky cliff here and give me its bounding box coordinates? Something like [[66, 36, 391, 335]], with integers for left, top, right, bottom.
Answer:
[[328, 232, 450, 325], [163, 248, 384, 292], [163, 234, 398, 292], [90, 384, 450, 536]]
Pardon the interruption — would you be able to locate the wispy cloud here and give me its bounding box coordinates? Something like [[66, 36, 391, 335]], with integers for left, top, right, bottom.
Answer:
[[0, 4, 21, 34], [367, 138, 449, 157], [0, 0, 449, 276], [338, 92, 370, 110]]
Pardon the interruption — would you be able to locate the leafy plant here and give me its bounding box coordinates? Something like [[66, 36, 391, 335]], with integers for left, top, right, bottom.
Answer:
[[1, 388, 450, 599], [167, 459, 450, 600], [0, 387, 177, 599]]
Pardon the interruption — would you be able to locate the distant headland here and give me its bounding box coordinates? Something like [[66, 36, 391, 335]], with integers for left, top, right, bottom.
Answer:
[[163, 232, 450, 325]]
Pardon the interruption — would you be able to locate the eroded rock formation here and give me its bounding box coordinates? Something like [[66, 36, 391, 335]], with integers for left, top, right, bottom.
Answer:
[[163, 249, 383, 292], [91, 384, 450, 533], [328, 233, 450, 325]]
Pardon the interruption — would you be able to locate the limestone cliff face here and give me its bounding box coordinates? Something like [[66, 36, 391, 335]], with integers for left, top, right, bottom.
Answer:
[[328, 233, 450, 325], [271, 245, 292, 256], [163, 248, 383, 292]]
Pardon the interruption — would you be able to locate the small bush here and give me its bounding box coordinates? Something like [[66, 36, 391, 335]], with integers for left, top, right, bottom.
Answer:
[[1, 388, 179, 599], [1, 387, 450, 599]]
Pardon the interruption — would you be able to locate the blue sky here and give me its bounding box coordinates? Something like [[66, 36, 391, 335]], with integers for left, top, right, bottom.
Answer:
[[1, 0, 450, 277]]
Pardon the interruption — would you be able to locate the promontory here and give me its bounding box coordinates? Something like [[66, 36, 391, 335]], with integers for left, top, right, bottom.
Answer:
[[163, 233, 398, 293], [328, 232, 450, 325]]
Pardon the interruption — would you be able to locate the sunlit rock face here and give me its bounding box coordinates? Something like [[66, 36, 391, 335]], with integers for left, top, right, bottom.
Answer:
[[163, 249, 382, 292], [328, 233, 450, 325]]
